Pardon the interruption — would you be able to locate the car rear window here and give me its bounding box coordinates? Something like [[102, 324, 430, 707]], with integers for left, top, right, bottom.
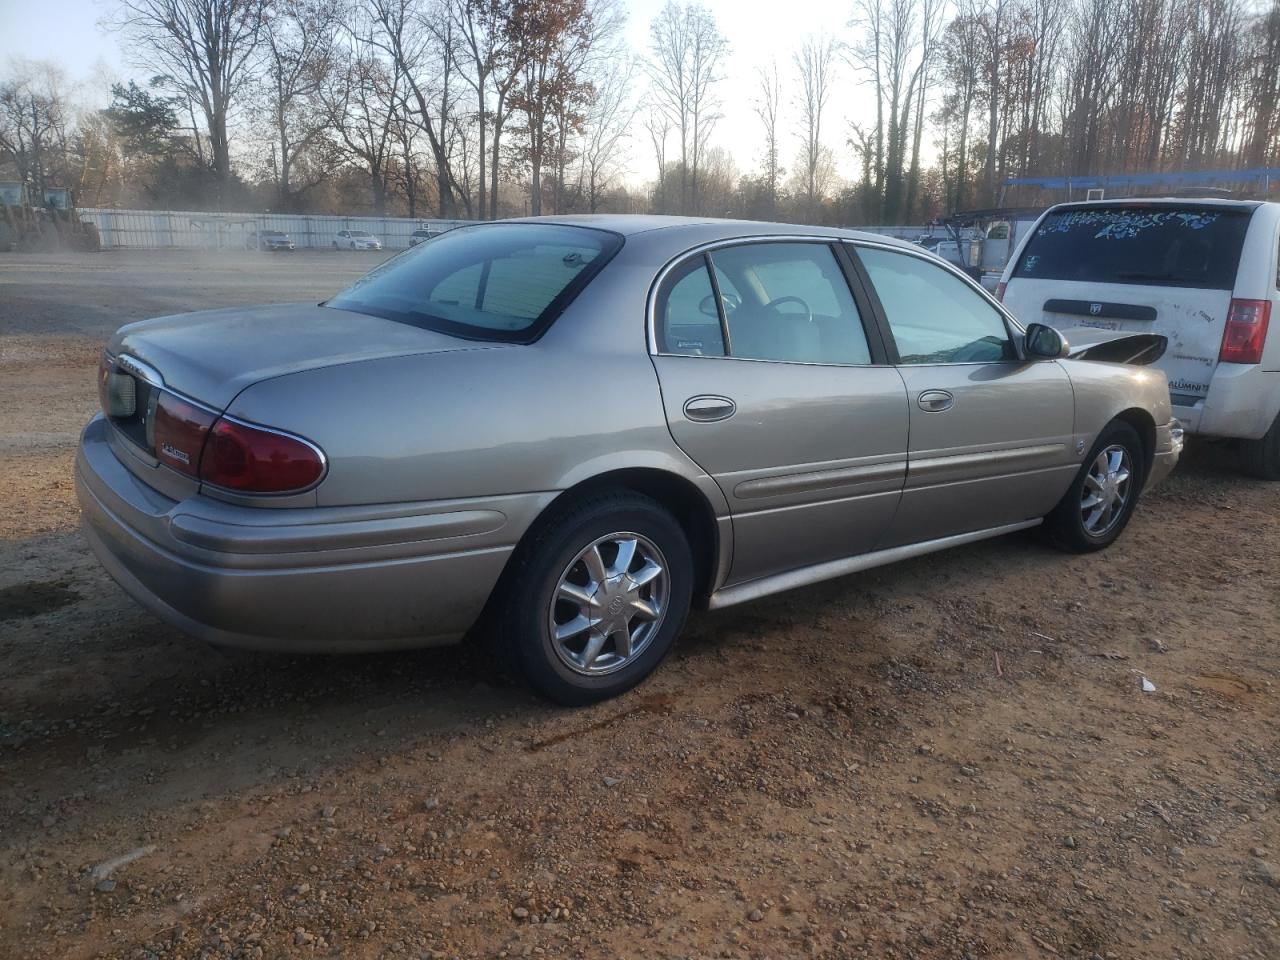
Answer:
[[1012, 205, 1252, 290], [327, 223, 622, 342]]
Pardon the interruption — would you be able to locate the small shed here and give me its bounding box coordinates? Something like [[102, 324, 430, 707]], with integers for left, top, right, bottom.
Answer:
[[0, 181, 28, 207], [42, 187, 71, 210]]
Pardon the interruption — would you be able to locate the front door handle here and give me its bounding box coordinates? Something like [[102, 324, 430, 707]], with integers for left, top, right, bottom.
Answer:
[[684, 395, 737, 422], [917, 389, 954, 413]]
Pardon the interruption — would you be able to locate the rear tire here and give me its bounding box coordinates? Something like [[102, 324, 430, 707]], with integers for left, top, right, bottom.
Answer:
[[1240, 413, 1280, 480], [496, 490, 693, 706], [1045, 420, 1146, 553]]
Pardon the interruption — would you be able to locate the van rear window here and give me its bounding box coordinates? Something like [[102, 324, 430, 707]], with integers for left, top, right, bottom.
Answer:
[[1012, 206, 1251, 290]]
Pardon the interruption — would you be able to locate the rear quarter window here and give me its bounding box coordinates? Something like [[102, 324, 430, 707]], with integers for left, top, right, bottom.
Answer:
[[327, 223, 622, 342], [1013, 206, 1251, 290]]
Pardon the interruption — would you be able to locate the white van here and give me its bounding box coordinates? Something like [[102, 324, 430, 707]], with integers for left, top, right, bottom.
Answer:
[[999, 199, 1280, 479]]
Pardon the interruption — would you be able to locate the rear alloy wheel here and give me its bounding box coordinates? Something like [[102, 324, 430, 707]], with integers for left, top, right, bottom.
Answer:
[[497, 490, 692, 705], [1045, 420, 1145, 553], [1240, 413, 1280, 480]]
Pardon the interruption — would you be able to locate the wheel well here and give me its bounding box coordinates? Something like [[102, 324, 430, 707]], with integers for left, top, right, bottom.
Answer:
[[1114, 407, 1156, 480], [542, 469, 721, 603]]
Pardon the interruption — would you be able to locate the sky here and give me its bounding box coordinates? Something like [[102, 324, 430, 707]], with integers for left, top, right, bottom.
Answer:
[[0, 0, 878, 186]]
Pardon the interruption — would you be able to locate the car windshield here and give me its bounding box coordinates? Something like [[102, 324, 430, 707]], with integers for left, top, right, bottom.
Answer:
[[264, 231, 285, 237], [350, 231, 373, 238], [1012, 205, 1251, 289], [327, 223, 622, 342]]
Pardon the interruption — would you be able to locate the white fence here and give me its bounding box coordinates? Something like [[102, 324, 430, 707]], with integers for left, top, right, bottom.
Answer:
[[78, 208, 474, 251], [77, 207, 933, 250]]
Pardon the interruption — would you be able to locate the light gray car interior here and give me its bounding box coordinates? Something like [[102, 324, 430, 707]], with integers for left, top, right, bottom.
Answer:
[[77, 215, 1183, 704]]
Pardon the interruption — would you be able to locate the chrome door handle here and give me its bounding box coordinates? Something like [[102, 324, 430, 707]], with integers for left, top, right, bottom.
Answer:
[[917, 389, 954, 412], [683, 395, 737, 422]]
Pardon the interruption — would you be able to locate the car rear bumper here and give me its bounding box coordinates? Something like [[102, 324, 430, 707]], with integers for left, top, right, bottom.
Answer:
[[75, 415, 544, 653]]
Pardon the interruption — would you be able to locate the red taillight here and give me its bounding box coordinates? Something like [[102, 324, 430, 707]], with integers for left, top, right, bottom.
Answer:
[[153, 392, 217, 478], [199, 417, 325, 493], [995, 281, 1007, 303], [1220, 298, 1271, 365]]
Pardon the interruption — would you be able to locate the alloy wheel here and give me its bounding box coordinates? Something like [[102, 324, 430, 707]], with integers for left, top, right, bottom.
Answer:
[[548, 532, 669, 676], [1080, 444, 1133, 537]]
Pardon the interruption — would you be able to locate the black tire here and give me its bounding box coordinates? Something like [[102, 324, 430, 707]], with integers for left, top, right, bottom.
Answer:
[[1045, 420, 1146, 553], [332, 241, 338, 249], [495, 489, 693, 706], [1239, 413, 1280, 480]]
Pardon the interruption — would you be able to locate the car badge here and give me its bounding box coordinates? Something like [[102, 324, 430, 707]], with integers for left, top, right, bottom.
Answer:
[[1089, 303, 1102, 316]]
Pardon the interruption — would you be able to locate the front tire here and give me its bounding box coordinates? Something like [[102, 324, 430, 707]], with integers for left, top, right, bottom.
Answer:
[[1240, 413, 1280, 480], [1045, 420, 1146, 553], [496, 490, 693, 706]]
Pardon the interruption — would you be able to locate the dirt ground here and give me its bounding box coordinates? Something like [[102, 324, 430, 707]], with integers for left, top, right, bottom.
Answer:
[[1, 249, 1277, 960]]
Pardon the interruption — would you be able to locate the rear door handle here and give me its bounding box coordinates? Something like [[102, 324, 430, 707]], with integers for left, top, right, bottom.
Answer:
[[683, 395, 736, 422], [917, 389, 954, 413]]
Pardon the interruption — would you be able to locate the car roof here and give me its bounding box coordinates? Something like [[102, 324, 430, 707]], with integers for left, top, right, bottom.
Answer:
[[1047, 197, 1266, 212], [500, 213, 920, 249]]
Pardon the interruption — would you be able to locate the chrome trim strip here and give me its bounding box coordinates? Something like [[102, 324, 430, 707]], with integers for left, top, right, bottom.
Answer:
[[115, 354, 165, 388], [909, 443, 1067, 478], [733, 460, 906, 499], [707, 519, 1042, 610]]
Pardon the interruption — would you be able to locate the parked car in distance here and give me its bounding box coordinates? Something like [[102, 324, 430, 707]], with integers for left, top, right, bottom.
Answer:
[[334, 229, 382, 251], [77, 216, 1181, 706], [999, 198, 1280, 478], [409, 227, 442, 246], [245, 229, 295, 252]]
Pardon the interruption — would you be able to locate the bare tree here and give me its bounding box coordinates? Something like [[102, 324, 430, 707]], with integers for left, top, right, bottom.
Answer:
[[754, 59, 782, 212], [365, 0, 464, 217], [794, 35, 837, 215], [847, 0, 931, 221], [451, 0, 520, 218], [322, 38, 401, 214], [113, 0, 267, 202], [262, 0, 342, 210], [575, 55, 637, 211], [0, 60, 72, 196], [647, 0, 728, 214]]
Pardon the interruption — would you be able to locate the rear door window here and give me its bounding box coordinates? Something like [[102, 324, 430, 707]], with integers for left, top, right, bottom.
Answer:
[[1012, 206, 1251, 290]]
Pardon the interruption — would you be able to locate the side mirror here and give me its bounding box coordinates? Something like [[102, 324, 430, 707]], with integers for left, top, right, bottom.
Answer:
[[1025, 322, 1070, 359]]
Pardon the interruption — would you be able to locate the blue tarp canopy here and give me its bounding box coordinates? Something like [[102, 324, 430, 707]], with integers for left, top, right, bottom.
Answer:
[[1004, 168, 1280, 189]]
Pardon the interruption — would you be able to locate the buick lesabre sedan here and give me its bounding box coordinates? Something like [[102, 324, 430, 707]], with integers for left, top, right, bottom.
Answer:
[[77, 217, 1182, 704]]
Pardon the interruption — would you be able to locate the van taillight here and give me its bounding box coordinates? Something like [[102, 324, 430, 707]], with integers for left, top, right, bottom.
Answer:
[[199, 417, 326, 493], [995, 281, 1007, 303], [153, 392, 217, 478], [1220, 299, 1271, 364]]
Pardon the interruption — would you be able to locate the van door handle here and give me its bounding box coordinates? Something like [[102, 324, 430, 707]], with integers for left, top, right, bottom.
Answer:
[[917, 389, 954, 413], [684, 395, 736, 422]]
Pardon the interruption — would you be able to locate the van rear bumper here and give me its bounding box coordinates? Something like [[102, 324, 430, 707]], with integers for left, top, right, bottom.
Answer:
[[1177, 366, 1279, 440]]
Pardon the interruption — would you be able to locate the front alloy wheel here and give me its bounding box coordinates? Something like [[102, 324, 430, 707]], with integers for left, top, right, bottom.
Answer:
[[1046, 419, 1145, 553], [1079, 445, 1133, 537]]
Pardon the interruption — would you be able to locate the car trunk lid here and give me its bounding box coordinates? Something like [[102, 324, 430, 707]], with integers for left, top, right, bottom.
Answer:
[[108, 302, 492, 410]]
